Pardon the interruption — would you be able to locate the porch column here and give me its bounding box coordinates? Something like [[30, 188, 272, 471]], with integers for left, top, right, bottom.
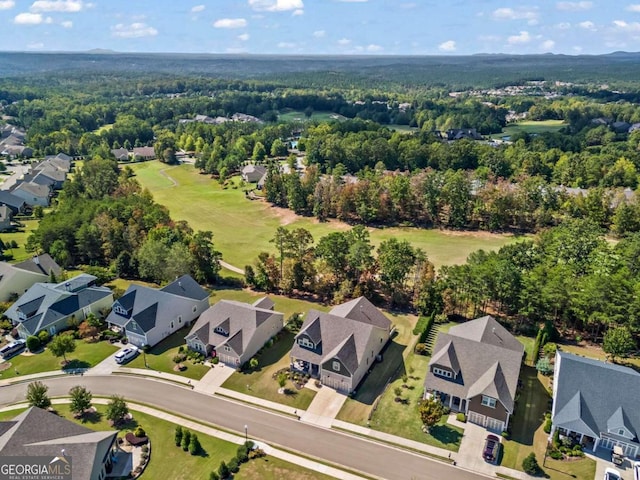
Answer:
[[592, 437, 599, 453], [449, 395, 453, 409], [579, 433, 584, 444]]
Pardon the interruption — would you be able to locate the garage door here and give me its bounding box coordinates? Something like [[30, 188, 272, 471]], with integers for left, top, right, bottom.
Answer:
[[468, 411, 486, 426], [486, 417, 505, 433]]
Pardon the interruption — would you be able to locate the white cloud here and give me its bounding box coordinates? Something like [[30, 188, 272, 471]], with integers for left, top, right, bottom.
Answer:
[[30, 0, 84, 13], [27, 41, 44, 49], [191, 4, 205, 13], [0, 1, 15, 10], [540, 39, 555, 50], [579, 20, 596, 30], [238, 33, 250, 41], [292, 8, 303, 15], [438, 40, 457, 51], [627, 4, 640, 12], [248, 0, 303, 12], [612, 19, 640, 31], [337, 37, 351, 45], [44, 15, 52, 23], [111, 22, 158, 38], [61, 19, 72, 27], [277, 41, 296, 48], [313, 30, 325, 38], [14, 12, 43, 24], [366, 44, 382, 52], [213, 18, 247, 28], [492, 7, 538, 24], [556, 1, 592, 11], [507, 30, 532, 44]]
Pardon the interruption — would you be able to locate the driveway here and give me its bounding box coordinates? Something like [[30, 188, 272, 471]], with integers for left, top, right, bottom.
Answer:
[[0, 376, 492, 480], [301, 385, 347, 427], [0, 163, 30, 190], [194, 363, 235, 393]]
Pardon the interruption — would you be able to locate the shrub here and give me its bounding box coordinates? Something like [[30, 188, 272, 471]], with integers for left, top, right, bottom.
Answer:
[[550, 450, 563, 460], [218, 461, 230, 479], [543, 415, 553, 434], [536, 356, 554, 375], [189, 433, 201, 455], [249, 357, 259, 370], [552, 428, 560, 449], [456, 413, 466, 423], [542, 342, 557, 359], [141, 445, 149, 453], [37, 330, 50, 345], [174, 426, 183, 446], [501, 431, 510, 439], [26, 335, 41, 352], [134, 426, 146, 438], [236, 447, 249, 464], [228, 458, 239, 473], [208, 473, 219, 480], [522, 452, 541, 475], [181, 430, 191, 451], [415, 343, 429, 355], [172, 354, 186, 364]]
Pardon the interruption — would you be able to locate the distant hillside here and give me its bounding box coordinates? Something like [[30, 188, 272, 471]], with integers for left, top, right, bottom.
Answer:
[[2, 51, 640, 89]]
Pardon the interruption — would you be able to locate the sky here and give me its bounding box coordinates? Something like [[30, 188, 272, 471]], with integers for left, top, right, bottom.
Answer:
[[2, 0, 640, 55]]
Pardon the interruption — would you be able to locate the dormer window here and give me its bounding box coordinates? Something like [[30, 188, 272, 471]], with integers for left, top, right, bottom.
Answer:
[[298, 337, 314, 349], [214, 326, 228, 336], [114, 304, 128, 316], [332, 361, 340, 372], [433, 367, 453, 378]]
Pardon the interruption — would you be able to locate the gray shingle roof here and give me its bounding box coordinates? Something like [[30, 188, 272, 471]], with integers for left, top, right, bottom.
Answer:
[[329, 296, 391, 330], [13, 254, 62, 277], [0, 407, 116, 480], [160, 275, 209, 301], [553, 352, 640, 443], [253, 297, 274, 310], [0, 190, 26, 210], [11, 181, 50, 199], [424, 316, 523, 412]]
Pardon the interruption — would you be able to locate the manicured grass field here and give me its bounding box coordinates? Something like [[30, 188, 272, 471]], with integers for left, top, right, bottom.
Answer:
[[0, 217, 40, 263], [492, 120, 567, 139], [501, 367, 595, 480], [278, 110, 347, 123], [126, 326, 211, 380], [0, 339, 118, 379], [558, 342, 640, 370], [222, 330, 317, 410], [209, 288, 330, 319], [129, 161, 519, 271]]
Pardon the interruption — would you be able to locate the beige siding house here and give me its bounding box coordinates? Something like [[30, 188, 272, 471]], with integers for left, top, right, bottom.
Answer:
[[0, 254, 62, 302]]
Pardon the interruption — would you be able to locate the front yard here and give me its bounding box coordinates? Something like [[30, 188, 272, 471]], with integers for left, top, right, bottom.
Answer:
[[0, 339, 118, 379], [126, 327, 211, 381], [501, 366, 596, 480], [221, 330, 317, 410]]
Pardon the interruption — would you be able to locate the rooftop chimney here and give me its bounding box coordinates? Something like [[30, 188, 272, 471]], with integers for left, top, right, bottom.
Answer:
[[33, 255, 40, 265]]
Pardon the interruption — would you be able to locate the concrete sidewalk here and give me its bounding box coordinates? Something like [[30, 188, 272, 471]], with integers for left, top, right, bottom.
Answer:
[[0, 369, 77, 387], [216, 387, 299, 416], [0, 399, 370, 480]]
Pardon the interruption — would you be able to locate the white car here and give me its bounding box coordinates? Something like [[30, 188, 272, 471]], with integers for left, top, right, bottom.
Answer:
[[633, 461, 639, 480], [114, 346, 139, 364], [605, 467, 622, 480]]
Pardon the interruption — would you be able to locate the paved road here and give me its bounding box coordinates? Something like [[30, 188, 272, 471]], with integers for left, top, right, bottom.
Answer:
[[0, 376, 486, 480]]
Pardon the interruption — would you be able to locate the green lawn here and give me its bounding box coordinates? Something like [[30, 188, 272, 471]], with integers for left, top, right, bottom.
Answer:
[[516, 335, 537, 366], [126, 326, 211, 380], [0, 218, 40, 263], [501, 367, 595, 480], [129, 161, 520, 270], [0, 339, 118, 380], [491, 120, 567, 139], [222, 330, 317, 410], [558, 342, 640, 370], [278, 110, 347, 123], [0, 405, 332, 480]]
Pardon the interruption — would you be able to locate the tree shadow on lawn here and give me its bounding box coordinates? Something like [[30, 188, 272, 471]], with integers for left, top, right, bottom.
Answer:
[[146, 326, 194, 356], [511, 366, 550, 446], [350, 340, 407, 406], [80, 410, 103, 425], [429, 424, 463, 446], [63, 360, 90, 371], [236, 331, 295, 375]]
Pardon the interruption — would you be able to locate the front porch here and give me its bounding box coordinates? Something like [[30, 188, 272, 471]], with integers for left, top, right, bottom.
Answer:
[[426, 389, 467, 412], [555, 427, 597, 452], [290, 357, 319, 378]]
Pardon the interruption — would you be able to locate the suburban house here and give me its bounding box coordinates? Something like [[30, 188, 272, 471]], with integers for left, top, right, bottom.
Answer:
[[132, 146, 155, 160], [290, 296, 393, 393], [4, 273, 114, 338], [241, 164, 267, 183], [0, 254, 62, 302], [10, 181, 51, 207], [43, 153, 73, 171], [105, 275, 209, 348], [1, 145, 33, 158], [423, 316, 524, 432], [0, 205, 12, 231], [185, 297, 283, 366], [0, 190, 26, 214], [0, 407, 118, 480], [551, 351, 640, 458], [446, 128, 484, 141], [111, 148, 130, 161]]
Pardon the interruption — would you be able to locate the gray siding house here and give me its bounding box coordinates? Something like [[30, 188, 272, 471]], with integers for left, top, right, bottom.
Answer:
[[424, 316, 524, 432], [0, 254, 61, 302], [241, 164, 267, 183], [105, 275, 209, 348], [551, 351, 640, 458], [10, 181, 51, 207], [290, 297, 392, 393], [5, 274, 114, 339], [185, 297, 283, 366]]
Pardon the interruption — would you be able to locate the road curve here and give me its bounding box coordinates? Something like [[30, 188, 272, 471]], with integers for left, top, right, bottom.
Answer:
[[0, 376, 485, 480]]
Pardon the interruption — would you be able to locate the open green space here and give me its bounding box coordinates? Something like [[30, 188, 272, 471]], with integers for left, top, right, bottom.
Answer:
[[222, 330, 317, 410], [0, 218, 40, 263], [388, 125, 419, 133], [516, 335, 537, 366], [93, 123, 114, 134], [129, 161, 520, 271], [501, 367, 595, 480], [0, 404, 332, 480], [558, 342, 640, 370], [278, 110, 347, 123], [492, 120, 567, 139], [127, 326, 211, 380], [0, 339, 118, 380]]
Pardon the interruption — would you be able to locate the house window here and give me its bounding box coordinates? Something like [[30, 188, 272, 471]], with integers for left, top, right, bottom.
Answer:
[[170, 321, 174, 329], [224, 346, 230, 352], [214, 326, 228, 336], [481, 395, 497, 408], [433, 367, 452, 378], [192, 306, 197, 313], [618, 429, 625, 436], [178, 316, 182, 324], [332, 361, 340, 372], [298, 337, 314, 349]]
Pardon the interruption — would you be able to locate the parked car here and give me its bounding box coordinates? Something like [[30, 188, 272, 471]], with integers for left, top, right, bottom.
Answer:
[[0, 339, 26, 359], [482, 434, 501, 464], [604, 467, 622, 480], [612, 445, 624, 466], [114, 346, 139, 365], [633, 461, 640, 480]]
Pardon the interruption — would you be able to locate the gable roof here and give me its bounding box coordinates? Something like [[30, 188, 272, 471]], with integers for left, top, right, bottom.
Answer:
[[11, 181, 50, 199], [12, 254, 61, 277], [0, 407, 117, 480], [160, 275, 209, 301], [185, 297, 283, 356], [553, 352, 640, 443], [291, 297, 392, 371], [0, 190, 26, 209], [252, 297, 274, 310], [425, 316, 524, 412]]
